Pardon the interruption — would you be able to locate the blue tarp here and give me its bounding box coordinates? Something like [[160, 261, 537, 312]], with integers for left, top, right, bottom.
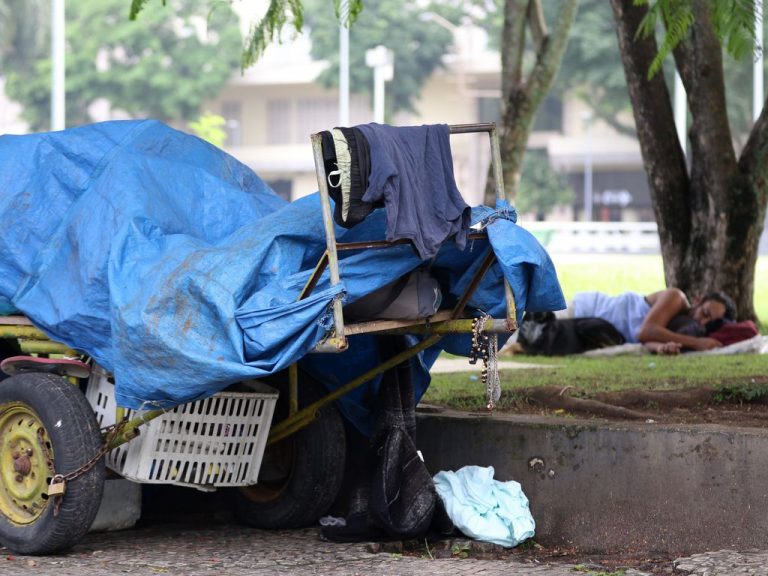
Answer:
[[0, 120, 564, 434]]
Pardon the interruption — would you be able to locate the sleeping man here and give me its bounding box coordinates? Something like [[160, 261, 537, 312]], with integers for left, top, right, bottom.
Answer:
[[567, 288, 736, 354]]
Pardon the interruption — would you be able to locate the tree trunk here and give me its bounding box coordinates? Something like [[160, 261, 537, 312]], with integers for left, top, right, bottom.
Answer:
[[488, 0, 579, 205], [610, 0, 765, 320]]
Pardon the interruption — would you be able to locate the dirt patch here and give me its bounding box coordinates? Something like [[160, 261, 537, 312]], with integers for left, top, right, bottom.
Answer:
[[393, 537, 676, 574], [510, 377, 768, 428]]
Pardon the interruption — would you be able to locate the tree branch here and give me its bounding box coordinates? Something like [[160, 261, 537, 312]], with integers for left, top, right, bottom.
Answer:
[[527, 0, 547, 54], [525, 0, 579, 100], [501, 0, 529, 100]]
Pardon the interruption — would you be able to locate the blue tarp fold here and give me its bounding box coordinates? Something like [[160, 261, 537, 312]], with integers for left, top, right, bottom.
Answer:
[[0, 120, 564, 433]]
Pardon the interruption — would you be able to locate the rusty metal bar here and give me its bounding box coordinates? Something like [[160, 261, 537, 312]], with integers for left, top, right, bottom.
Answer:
[[106, 409, 165, 450], [268, 333, 443, 445], [298, 251, 329, 301], [18, 340, 76, 355], [504, 282, 518, 330], [448, 122, 496, 134], [342, 310, 455, 337], [0, 325, 50, 340], [335, 231, 489, 253], [288, 363, 298, 416], [451, 248, 498, 317], [311, 133, 347, 350], [312, 336, 351, 354], [485, 123, 518, 322], [488, 124, 506, 203], [380, 318, 513, 335]]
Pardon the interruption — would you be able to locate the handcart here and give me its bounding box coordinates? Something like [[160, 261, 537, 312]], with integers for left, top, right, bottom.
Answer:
[[0, 123, 518, 555]]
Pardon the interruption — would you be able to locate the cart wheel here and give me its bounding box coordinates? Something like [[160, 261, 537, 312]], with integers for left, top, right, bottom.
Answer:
[[230, 377, 345, 529], [0, 372, 105, 555]]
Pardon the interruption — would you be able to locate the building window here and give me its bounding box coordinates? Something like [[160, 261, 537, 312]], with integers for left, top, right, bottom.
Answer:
[[533, 95, 563, 132], [477, 97, 501, 124], [267, 100, 293, 145], [221, 101, 242, 146], [296, 98, 337, 143]]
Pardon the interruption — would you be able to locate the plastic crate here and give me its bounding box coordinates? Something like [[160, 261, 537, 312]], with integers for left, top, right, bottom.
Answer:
[[85, 365, 278, 490]]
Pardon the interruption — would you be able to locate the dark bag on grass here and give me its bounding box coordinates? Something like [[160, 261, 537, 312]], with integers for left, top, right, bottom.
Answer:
[[519, 312, 625, 356]]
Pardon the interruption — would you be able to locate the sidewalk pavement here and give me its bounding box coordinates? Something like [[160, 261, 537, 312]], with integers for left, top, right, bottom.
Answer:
[[429, 356, 551, 373], [0, 524, 613, 576], [4, 523, 768, 575]]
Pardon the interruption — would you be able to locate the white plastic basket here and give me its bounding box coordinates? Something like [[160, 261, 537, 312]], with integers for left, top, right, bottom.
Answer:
[[85, 365, 278, 490]]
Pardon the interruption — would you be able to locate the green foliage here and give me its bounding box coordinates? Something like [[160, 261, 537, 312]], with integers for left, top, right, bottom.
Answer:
[[713, 382, 768, 403], [516, 150, 575, 219], [543, 0, 762, 142], [634, 0, 758, 79], [303, 0, 453, 114], [0, 0, 49, 69], [242, 0, 305, 69], [332, 0, 364, 24], [188, 111, 227, 147], [556, 0, 637, 137], [128, 0, 166, 20], [5, 0, 240, 131], [234, 0, 363, 69]]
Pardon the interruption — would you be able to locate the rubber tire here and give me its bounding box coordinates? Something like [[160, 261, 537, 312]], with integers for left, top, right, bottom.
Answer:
[[0, 373, 105, 555], [230, 377, 346, 529]]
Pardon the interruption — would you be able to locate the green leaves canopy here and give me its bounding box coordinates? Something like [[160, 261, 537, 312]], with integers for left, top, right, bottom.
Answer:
[[0, 0, 49, 69], [635, 0, 758, 79], [4, 0, 241, 131]]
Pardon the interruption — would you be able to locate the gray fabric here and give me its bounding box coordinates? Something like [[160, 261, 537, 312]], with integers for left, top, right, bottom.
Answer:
[[357, 123, 470, 260], [343, 269, 442, 320]]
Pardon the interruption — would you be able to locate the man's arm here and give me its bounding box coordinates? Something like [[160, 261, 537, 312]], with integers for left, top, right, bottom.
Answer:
[[637, 288, 722, 351]]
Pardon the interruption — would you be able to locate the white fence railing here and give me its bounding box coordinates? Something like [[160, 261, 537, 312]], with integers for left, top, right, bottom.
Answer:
[[521, 222, 661, 254]]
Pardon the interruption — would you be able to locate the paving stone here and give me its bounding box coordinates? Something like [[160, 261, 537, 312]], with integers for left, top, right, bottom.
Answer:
[[0, 524, 651, 576], [7, 524, 768, 576], [674, 550, 768, 575]]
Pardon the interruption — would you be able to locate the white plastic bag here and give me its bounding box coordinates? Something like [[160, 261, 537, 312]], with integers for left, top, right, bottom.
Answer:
[[433, 465, 535, 547]]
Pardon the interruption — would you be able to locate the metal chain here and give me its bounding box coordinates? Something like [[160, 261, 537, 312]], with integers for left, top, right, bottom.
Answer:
[[486, 332, 501, 410], [469, 313, 501, 411], [41, 418, 130, 516]]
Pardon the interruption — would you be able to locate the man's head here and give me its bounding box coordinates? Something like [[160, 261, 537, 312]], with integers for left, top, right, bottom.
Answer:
[[690, 291, 737, 326]]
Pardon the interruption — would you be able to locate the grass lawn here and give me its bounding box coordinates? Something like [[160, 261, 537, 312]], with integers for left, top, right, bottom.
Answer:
[[550, 254, 768, 325], [426, 254, 768, 412], [424, 354, 768, 412]]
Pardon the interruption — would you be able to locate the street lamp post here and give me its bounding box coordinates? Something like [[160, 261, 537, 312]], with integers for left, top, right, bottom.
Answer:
[[365, 46, 394, 124], [339, 0, 350, 126], [51, 0, 65, 130], [582, 110, 593, 222]]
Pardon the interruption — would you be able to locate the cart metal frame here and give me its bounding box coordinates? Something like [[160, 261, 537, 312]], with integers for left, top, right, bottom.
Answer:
[[0, 122, 517, 452]]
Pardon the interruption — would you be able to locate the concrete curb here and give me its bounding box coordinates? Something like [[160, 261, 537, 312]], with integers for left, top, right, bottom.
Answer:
[[417, 409, 768, 555]]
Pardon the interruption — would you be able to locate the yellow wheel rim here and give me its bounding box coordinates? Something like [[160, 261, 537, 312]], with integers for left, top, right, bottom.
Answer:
[[0, 403, 54, 524]]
